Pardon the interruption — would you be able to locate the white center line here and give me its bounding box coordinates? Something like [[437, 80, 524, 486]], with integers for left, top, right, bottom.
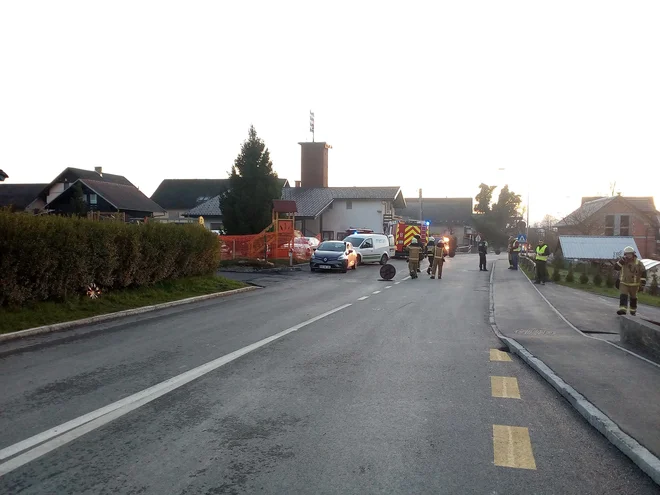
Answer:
[[372, 290, 381, 294], [402, 275, 411, 281], [394, 282, 401, 285], [385, 286, 392, 289], [357, 296, 369, 301], [0, 303, 353, 477]]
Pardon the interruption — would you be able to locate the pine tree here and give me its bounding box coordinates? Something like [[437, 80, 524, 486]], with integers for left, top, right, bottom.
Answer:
[[219, 126, 281, 234], [70, 182, 88, 217]]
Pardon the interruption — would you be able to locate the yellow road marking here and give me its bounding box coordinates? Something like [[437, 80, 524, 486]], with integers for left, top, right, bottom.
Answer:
[[491, 376, 521, 399], [492, 425, 537, 470], [490, 349, 512, 362]]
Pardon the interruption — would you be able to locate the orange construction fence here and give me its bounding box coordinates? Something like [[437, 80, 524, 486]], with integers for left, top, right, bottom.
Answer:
[[219, 231, 317, 262]]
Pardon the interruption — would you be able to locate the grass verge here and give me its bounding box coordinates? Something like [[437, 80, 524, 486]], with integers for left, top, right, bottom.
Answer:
[[521, 264, 660, 308], [0, 275, 247, 335]]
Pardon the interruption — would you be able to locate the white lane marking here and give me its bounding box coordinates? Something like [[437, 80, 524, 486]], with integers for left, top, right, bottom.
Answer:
[[520, 268, 660, 370], [394, 282, 401, 285], [385, 286, 392, 289], [402, 276, 411, 281], [372, 290, 381, 294], [357, 296, 369, 301], [0, 303, 353, 475]]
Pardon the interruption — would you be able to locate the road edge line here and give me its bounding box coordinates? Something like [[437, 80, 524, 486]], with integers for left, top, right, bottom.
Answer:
[[0, 286, 260, 344], [488, 259, 660, 486]]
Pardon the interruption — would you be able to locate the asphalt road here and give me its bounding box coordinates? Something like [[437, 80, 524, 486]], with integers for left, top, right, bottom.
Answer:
[[0, 255, 658, 494]]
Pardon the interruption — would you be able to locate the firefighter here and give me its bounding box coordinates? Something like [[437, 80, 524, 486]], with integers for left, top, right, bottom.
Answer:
[[478, 239, 488, 271], [430, 240, 446, 279], [614, 246, 647, 316], [414, 234, 424, 272], [535, 239, 549, 284], [407, 238, 422, 279], [426, 236, 436, 275]]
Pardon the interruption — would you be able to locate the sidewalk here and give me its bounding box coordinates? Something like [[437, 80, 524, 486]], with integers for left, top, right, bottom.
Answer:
[[492, 259, 660, 463]]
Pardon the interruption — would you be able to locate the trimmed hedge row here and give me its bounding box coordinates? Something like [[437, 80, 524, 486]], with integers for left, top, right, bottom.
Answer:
[[0, 212, 220, 306]]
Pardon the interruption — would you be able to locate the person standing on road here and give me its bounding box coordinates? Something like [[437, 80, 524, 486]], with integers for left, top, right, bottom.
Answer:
[[407, 238, 422, 279], [426, 236, 436, 275], [478, 240, 488, 271], [535, 239, 549, 284], [614, 246, 647, 316], [430, 240, 446, 279], [511, 237, 521, 270], [507, 236, 515, 269], [414, 234, 424, 273]]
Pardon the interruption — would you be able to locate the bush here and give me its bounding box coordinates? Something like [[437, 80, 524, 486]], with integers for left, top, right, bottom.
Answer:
[[579, 270, 589, 284], [592, 272, 603, 286], [552, 268, 561, 282], [552, 252, 565, 270], [0, 212, 220, 306], [649, 274, 659, 297], [566, 266, 575, 283], [605, 271, 615, 288]]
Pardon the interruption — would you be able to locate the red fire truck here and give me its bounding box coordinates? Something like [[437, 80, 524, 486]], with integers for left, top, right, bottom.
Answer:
[[393, 220, 430, 259]]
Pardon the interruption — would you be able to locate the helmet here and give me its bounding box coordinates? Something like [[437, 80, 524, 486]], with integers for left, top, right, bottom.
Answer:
[[623, 246, 635, 254], [538, 239, 545, 244], [411, 238, 418, 244], [429, 237, 436, 242]]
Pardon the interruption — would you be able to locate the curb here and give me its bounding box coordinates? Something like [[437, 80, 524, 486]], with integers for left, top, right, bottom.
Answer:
[[0, 286, 260, 344], [488, 260, 660, 486], [218, 266, 303, 274]]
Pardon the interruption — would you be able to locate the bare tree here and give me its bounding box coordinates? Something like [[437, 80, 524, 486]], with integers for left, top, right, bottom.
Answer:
[[558, 206, 606, 235]]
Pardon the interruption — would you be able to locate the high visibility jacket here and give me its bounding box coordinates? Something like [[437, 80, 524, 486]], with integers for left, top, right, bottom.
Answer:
[[536, 244, 549, 261], [512, 240, 521, 252], [615, 257, 647, 286], [433, 244, 445, 259], [408, 245, 422, 261], [426, 241, 435, 256]]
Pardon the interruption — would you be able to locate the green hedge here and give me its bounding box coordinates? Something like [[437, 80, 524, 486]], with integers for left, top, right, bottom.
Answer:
[[0, 212, 220, 306]]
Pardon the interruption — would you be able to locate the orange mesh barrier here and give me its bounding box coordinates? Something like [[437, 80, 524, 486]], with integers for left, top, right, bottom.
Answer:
[[219, 231, 314, 262]]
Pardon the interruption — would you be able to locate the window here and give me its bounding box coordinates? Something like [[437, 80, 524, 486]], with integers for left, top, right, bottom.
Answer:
[[322, 231, 334, 240], [362, 239, 373, 248], [89, 194, 97, 205], [346, 200, 352, 210], [620, 215, 630, 236], [605, 215, 614, 236], [336, 232, 346, 240]]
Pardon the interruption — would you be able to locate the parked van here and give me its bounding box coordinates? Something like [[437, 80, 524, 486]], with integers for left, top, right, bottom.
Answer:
[[342, 233, 395, 265]]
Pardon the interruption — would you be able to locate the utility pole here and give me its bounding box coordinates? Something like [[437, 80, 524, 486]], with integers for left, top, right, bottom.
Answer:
[[526, 190, 530, 241], [419, 188, 423, 221]]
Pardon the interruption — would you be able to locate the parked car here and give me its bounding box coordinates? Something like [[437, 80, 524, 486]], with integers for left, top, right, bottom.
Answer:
[[310, 241, 358, 273], [343, 233, 395, 265]]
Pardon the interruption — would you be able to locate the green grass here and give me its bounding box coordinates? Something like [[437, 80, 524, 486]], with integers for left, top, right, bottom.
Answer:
[[0, 275, 247, 335], [520, 263, 660, 308]]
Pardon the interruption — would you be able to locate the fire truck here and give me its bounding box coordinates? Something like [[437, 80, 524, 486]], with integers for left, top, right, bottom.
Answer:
[[393, 220, 430, 259]]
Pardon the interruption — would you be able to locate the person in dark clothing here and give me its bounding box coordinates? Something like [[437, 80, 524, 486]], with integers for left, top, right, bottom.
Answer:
[[478, 240, 488, 271], [414, 234, 424, 272], [426, 237, 436, 275]]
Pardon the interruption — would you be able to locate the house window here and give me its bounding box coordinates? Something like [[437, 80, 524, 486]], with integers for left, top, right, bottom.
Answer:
[[322, 231, 334, 240], [605, 215, 614, 236], [346, 200, 352, 210], [89, 194, 97, 205], [336, 232, 346, 240], [620, 215, 630, 236]]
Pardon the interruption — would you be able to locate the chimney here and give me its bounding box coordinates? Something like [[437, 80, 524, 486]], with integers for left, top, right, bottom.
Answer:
[[299, 142, 331, 188], [95, 166, 103, 176], [295, 180, 302, 188]]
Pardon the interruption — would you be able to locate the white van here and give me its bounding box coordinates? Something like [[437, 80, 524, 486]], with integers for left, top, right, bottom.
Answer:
[[342, 233, 395, 265]]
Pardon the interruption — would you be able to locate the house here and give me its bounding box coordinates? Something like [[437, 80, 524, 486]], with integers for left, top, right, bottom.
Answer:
[[182, 195, 223, 231], [280, 141, 406, 240], [0, 183, 48, 212], [150, 178, 290, 225], [556, 236, 641, 261], [44, 178, 164, 219], [396, 198, 474, 245], [555, 195, 660, 258]]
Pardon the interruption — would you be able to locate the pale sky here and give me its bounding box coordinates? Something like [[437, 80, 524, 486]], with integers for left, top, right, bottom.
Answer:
[[1, 1, 658, 224]]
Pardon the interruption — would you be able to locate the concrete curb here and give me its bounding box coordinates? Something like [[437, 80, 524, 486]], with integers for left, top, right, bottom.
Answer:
[[488, 260, 660, 486], [0, 286, 260, 344], [218, 266, 303, 274]]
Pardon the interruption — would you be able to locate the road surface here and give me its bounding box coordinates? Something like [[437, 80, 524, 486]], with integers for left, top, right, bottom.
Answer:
[[0, 255, 657, 494]]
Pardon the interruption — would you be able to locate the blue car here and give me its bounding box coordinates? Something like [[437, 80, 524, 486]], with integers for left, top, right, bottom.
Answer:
[[310, 241, 358, 273]]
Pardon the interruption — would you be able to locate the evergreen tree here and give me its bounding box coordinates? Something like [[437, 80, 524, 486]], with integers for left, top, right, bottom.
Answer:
[[219, 126, 281, 234], [70, 182, 88, 217]]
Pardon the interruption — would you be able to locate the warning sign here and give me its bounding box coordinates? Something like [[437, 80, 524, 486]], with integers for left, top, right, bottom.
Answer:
[[278, 219, 293, 232]]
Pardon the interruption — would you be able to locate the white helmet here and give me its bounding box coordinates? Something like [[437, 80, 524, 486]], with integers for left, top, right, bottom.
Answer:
[[429, 237, 436, 242], [623, 246, 635, 254], [411, 238, 418, 244]]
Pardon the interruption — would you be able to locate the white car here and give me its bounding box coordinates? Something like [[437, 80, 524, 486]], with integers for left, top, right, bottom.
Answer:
[[343, 233, 395, 265]]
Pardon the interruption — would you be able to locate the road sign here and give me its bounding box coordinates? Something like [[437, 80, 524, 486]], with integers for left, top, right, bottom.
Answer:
[[475, 235, 482, 243], [517, 234, 527, 242]]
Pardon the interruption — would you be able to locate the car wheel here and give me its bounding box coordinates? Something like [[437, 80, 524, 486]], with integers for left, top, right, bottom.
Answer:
[[379, 254, 388, 265], [357, 254, 363, 265]]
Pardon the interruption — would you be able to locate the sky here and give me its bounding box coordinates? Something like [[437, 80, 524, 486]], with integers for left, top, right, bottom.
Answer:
[[1, 1, 658, 224]]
